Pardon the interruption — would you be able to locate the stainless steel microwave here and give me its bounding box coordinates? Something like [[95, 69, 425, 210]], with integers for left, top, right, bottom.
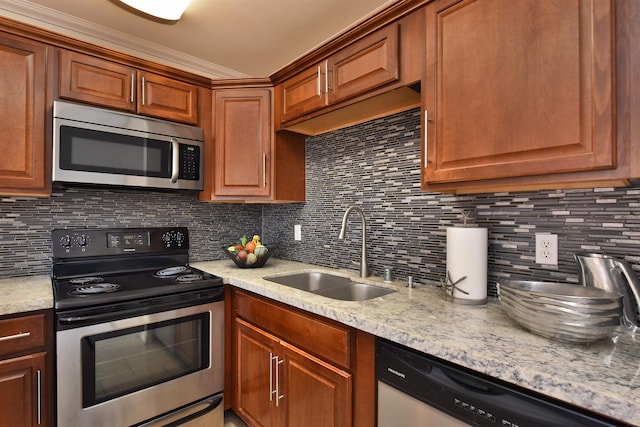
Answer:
[[53, 100, 204, 191]]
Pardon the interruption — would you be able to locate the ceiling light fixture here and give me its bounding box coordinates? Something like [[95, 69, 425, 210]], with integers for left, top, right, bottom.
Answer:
[[118, 0, 191, 21]]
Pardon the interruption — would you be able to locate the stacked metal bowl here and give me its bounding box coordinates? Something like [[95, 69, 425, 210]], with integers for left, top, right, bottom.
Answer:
[[497, 280, 623, 344]]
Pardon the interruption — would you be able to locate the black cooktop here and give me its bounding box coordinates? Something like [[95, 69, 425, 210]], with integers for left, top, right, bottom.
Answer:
[[52, 264, 222, 310], [51, 227, 223, 310]]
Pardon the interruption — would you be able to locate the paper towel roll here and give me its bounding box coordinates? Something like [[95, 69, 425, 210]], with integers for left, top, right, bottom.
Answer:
[[446, 227, 488, 304]]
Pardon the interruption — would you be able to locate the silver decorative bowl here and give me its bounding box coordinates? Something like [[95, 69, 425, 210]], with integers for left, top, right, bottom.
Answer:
[[497, 280, 622, 344]]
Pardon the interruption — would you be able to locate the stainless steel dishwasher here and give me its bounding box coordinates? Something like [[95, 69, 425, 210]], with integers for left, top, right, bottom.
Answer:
[[376, 339, 625, 427]]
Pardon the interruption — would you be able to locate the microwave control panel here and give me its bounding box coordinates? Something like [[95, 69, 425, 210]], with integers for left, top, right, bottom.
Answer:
[[179, 144, 200, 181]]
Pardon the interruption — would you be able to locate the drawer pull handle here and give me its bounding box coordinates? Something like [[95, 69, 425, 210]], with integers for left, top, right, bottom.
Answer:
[[0, 331, 30, 342]]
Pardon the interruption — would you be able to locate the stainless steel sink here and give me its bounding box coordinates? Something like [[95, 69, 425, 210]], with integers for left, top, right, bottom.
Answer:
[[263, 271, 396, 301], [313, 282, 395, 301]]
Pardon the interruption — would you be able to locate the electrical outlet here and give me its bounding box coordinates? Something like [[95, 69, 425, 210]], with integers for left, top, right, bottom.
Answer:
[[535, 233, 558, 265], [294, 224, 302, 241]]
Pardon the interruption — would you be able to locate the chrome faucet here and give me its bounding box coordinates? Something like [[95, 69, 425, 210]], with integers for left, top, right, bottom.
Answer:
[[338, 206, 368, 278]]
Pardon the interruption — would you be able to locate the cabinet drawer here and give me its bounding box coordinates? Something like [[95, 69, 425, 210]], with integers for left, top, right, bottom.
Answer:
[[235, 290, 351, 369], [0, 314, 46, 358]]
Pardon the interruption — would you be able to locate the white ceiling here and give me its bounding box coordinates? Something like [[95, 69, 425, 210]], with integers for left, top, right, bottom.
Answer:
[[0, 0, 396, 78]]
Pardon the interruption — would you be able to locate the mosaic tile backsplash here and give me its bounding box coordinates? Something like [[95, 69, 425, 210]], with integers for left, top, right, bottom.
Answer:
[[0, 187, 261, 278], [2, 107, 640, 298], [262, 108, 640, 296]]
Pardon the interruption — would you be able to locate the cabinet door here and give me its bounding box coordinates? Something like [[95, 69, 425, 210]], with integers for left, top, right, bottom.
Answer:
[[138, 71, 198, 125], [328, 23, 399, 104], [280, 342, 352, 427], [235, 319, 278, 427], [0, 34, 50, 196], [213, 88, 272, 198], [279, 62, 328, 123], [0, 353, 46, 427], [422, 0, 615, 185], [58, 50, 136, 112]]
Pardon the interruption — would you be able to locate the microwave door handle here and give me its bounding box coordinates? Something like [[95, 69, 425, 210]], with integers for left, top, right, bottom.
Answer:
[[170, 138, 180, 183]]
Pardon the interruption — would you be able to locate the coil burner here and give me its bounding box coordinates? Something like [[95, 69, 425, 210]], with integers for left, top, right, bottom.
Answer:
[[154, 266, 190, 278], [176, 274, 204, 283], [69, 283, 121, 296]]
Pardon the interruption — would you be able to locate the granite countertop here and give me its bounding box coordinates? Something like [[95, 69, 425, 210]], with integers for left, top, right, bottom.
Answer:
[[193, 259, 640, 426], [0, 275, 52, 315], [3, 260, 638, 424]]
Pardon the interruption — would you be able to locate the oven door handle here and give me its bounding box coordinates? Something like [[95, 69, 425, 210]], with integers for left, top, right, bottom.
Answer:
[[58, 288, 223, 325]]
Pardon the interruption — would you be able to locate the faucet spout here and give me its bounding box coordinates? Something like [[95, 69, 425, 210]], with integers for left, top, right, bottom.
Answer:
[[338, 206, 368, 278]]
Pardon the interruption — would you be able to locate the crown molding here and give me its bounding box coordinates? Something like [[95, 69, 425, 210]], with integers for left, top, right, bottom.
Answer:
[[0, 0, 248, 79]]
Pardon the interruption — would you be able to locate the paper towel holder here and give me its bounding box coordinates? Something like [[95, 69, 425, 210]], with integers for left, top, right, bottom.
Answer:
[[440, 271, 468, 302], [440, 271, 488, 305], [444, 214, 489, 305]]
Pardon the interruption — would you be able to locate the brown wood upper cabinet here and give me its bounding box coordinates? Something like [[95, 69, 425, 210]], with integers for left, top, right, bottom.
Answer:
[[59, 50, 199, 125], [422, 0, 618, 191], [0, 33, 51, 196], [200, 84, 305, 203], [279, 23, 399, 124], [211, 88, 273, 198]]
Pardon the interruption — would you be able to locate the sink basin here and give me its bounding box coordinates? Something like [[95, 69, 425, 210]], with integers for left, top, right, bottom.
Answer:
[[264, 271, 352, 291], [263, 271, 396, 301], [313, 283, 395, 301]]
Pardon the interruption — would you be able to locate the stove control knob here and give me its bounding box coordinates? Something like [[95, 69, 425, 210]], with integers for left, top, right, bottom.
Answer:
[[175, 231, 185, 246], [75, 234, 91, 250], [59, 235, 72, 250], [162, 232, 173, 247]]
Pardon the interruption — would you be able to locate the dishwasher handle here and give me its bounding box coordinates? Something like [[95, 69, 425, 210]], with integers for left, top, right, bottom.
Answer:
[[437, 367, 494, 395]]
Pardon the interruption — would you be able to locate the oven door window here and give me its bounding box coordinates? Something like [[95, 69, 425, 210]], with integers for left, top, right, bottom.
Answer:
[[81, 313, 210, 407], [59, 125, 171, 178]]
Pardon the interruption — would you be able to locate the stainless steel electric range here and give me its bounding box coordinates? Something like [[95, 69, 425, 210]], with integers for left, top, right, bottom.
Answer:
[[51, 227, 224, 427]]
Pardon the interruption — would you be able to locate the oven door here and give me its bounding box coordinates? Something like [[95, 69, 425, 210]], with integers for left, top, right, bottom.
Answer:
[[56, 297, 223, 427]]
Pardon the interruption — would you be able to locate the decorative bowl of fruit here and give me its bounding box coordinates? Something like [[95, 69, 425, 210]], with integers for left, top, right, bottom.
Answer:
[[224, 235, 272, 268]]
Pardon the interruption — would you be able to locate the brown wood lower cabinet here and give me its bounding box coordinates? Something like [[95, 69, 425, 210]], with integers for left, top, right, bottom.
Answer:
[[236, 319, 351, 427], [0, 352, 46, 427], [229, 288, 374, 427], [0, 311, 53, 427]]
